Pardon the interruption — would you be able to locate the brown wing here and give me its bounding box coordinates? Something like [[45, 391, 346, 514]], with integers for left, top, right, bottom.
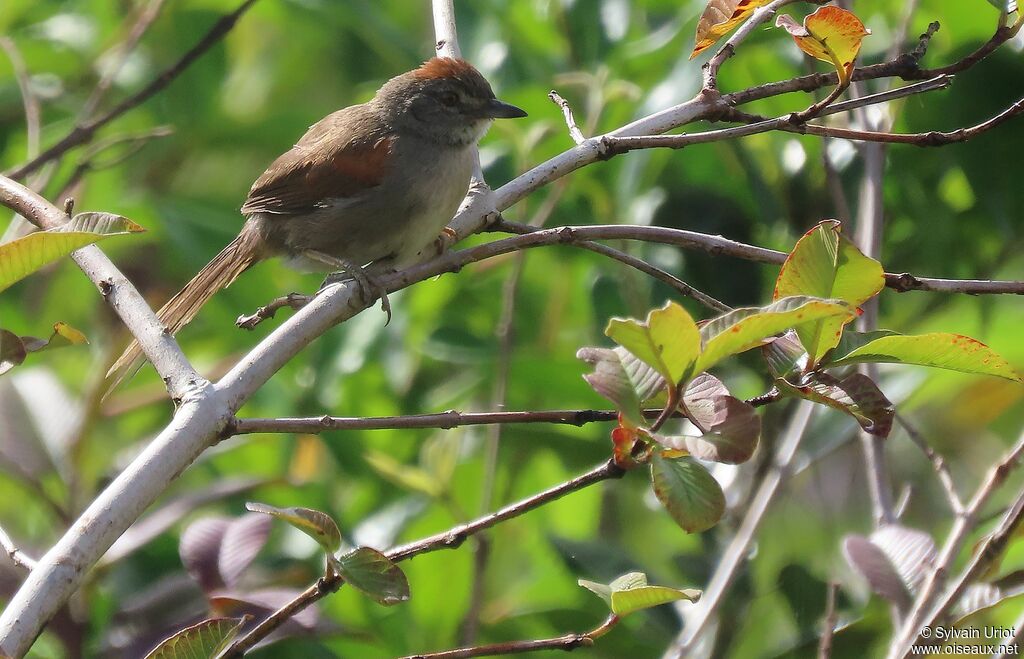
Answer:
[[241, 108, 394, 216]]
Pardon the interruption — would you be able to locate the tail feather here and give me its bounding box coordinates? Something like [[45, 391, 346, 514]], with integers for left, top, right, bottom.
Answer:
[[106, 227, 265, 389]]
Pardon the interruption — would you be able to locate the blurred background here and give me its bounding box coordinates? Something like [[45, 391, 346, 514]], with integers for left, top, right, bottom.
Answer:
[[1, 1, 1023, 657]]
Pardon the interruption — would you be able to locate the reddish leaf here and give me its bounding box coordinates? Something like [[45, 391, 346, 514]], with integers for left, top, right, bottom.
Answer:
[[691, 0, 769, 58], [179, 517, 230, 592], [778, 371, 893, 437], [218, 513, 272, 588], [775, 6, 871, 86]]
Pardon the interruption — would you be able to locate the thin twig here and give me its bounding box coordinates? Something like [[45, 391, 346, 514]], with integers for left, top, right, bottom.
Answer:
[[4, 0, 260, 181], [889, 429, 1024, 658], [896, 415, 964, 515], [549, 90, 586, 144], [487, 220, 1024, 297], [236, 293, 313, 330], [79, 0, 170, 120], [0, 525, 36, 571], [702, 0, 803, 91], [459, 248, 524, 645], [671, 401, 816, 655], [818, 581, 840, 659], [406, 614, 618, 658], [223, 460, 625, 656], [230, 400, 787, 436], [722, 18, 1015, 107], [0, 37, 40, 162]]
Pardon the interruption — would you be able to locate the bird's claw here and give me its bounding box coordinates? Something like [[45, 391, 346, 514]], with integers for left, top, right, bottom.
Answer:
[[320, 268, 392, 325], [434, 226, 458, 255]]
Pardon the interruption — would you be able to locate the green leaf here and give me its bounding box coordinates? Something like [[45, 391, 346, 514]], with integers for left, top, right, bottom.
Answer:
[[773, 220, 884, 366], [826, 329, 899, 364], [334, 546, 410, 606], [777, 372, 894, 436], [144, 617, 246, 659], [580, 572, 701, 616], [696, 296, 853, 373], [824, 333, 1022, 383], [650, 453, 725, 533], [578, 578, 613, 605], [0, 212, 144, 293], [606, 301, 700, 386], [245, 502, 342, 553]]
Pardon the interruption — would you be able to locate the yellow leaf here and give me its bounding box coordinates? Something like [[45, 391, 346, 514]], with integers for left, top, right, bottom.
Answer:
[[775, 6, 870, 86], [691, 0, 768, 59]]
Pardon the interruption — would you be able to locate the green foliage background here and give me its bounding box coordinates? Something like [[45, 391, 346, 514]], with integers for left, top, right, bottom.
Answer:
[[1, 1, 1023, 657]]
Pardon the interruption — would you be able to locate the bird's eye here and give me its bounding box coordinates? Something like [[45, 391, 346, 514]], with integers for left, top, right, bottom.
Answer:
[[439, 91, 459, 107]]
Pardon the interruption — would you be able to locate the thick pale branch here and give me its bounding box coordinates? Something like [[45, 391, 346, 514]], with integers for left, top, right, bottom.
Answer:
[[0, 176, 199, 395]]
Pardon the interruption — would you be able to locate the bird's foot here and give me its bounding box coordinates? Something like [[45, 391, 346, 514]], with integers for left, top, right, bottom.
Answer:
[[434, 226, 458, 255], [236, 292, 312, 330], [307, 250, 392, 324]]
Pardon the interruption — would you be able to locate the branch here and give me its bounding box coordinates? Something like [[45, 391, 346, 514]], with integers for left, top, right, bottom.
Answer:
[[0, 37, 40, 161], [722, 18, 1016, 108], [79, 0, 170, 120], [3, 0, 259, 181], [223, 460, 625, 656], [702, 0, 803, 91], [0, 176, 198, 396], [818, 581, 840, 659], [549, 90, 586, 144], [0, 524, 36, 571], [492, 219, 731, 313], [490, 220, 1024, 297], [671, 401, 816, 654], [888, 429, 1024, 658], [4, 8, 1019, 652], [896, 415, 964, 515], [404, 614, 618, 658]]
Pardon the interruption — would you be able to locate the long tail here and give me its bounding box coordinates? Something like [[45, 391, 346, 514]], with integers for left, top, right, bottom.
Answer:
[[106, 226, 266, 389]]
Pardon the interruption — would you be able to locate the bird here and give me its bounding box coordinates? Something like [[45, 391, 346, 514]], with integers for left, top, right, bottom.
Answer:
[[107, 57, 526, 386]]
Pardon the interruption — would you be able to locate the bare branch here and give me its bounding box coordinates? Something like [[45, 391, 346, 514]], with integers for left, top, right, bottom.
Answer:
[[0, 176, 199, 394], [405, 614, 618, 658], [896, 415, 964, 515], [79, 0, 170, 120], [491, 220, 1024, 297], [4, 0, 260, 181], [0, 525, 36, 572], [702, 0, 803, 91], [889, 429, 1024, 658], [671, 402, 816, 654], [549, 90, 586, 144], [223, 460, 625, 656], [0, 37, 40, 161], [818, 581, 840, 659]]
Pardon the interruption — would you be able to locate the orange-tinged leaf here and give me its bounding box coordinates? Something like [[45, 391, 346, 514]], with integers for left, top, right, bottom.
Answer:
[[775, 6, 870, 85], [691, 0, 768, 59]]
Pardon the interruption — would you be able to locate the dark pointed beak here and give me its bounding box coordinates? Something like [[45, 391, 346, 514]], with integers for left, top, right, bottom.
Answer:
[[485, 98, 527, 119]]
